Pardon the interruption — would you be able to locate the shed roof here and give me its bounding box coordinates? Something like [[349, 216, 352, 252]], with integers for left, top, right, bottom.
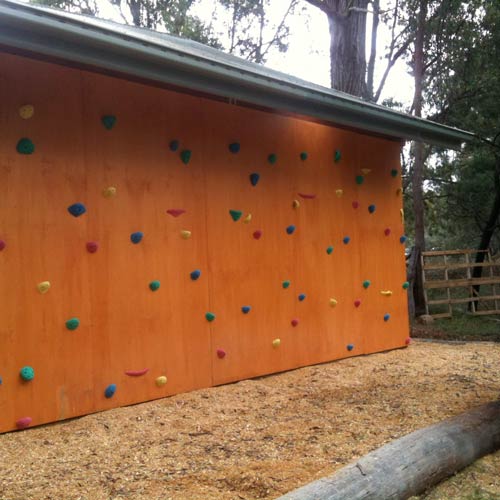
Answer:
[[0, 0, 474, 149]]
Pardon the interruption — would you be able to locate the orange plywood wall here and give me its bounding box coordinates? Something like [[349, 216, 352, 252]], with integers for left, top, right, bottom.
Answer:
[[0, 52, 409, 433]]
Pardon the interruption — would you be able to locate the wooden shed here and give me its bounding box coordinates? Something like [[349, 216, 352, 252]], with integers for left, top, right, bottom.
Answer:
[[0, 0, 473, 433]]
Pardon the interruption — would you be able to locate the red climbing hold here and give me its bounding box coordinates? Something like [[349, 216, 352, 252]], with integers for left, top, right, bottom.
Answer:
[[253, 230, 262, 240], [298, 193, 317, 199], [352, 201, 359, 209], [16, 417, 32, 429], [384, 228, 391, 236], [124, 368, 150, 377], [0, 240, 5, 251], [354, 299, 361, 308], [291, 318, 299, 327], [86, 241, 99, 253], [166, 209, 186, 217], [405, 337, 412, 345], [216, 349, 226, 359]]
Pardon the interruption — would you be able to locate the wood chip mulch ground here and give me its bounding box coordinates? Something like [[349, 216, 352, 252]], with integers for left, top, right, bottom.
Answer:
[[1, 340, 499, 500]]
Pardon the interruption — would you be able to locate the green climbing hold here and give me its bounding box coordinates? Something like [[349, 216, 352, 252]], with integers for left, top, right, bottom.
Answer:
[[363, 280, 371, 289], [300, 152, 308, 161], [149, 280, 160, 292], [229, 209, 243, 222], [403, 281, 410, 289], [326, 246, 333, 255], [334, 150, 341, 163], [101, 115, 116, 130], [205, 312, 216, 322], [268, 153, 277, 165], [282, 280, 290, 289], [391, 168, 399, 177], [355, 175, 364, 185], [20, 366, 34, 381], [180, 150, 192, 165], [65, 318, 80, 331], [16, 138, 35, 155]]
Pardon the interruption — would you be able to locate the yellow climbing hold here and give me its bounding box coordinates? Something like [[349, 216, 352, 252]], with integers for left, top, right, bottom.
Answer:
[[155, 376, 167, 387], [292, 199, 300, 209], [243, 213, 252, 224], [329, 298, 338, 307], [380, 290, 393, 296], [102, 186, 117, 198], [19, 104, 34, 119], [400, 208, 405, 223], [361, 168, 372, 175], [396, 188, 402, 196], [180, 230, 192, 239], [335, 189, 343, 197], [37, 281, 51, 294], [272, 338, 281, 348]]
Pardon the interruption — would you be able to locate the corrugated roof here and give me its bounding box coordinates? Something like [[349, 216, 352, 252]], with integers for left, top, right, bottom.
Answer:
[[0, 0, 475, 149]]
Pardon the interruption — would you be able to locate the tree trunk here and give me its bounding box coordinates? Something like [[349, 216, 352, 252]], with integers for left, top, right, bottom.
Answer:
[[277, 400, 500, 500]]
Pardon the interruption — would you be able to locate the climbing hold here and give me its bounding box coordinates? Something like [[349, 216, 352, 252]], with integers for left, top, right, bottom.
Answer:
[[336, 189, 343, 198], [20, 366, 34, 381], [229, 142, 240, 154], [268, 153, 277, 165], [68, 203, 86, 217], [380, 290, 393, 296], [298, 193, 316, 199], [102, 186, 117, 198], [405, 337, 412, 345], [166, 209, 186, 217], [156, 375, 167, 387], [86, 241, 99, 253], [384, 228, 391, 236], [125, 368, 149, 377], [180, 149, 192, 165], [400, 235, 407, 244], [190, 269, 201, 281], [326, 246, 333, 255], [355, 175, 364, 185], [0, 240, 5, 251], [291, 318, 299, 327], [169, 139, 180, 152], [253, 229, 262, 240], [216, 348, 226, 359], [37, 281, 50, 294], [352, 201, 359, 209], [130, 231, 143, 244], [205, 312, 216, 322], [242, 306, 251, 314], [101, 115, 116, 130], [286, 225, 296, 235], [347, 344, 354, 351], [272, 338, 281, 348], [362, 280, 371, 289], [343, 236, 350, 244], [229, 209, 243, 222], [65, 318, 80, 330], [292, 199, 300, 209], [149, 280, 161, 291], [16, 417, 32, 430], [104, 384, 116, 398], [334, 150, 341, 163], [402, 281, 410, 290], [19, 104, 34, 119], [361, 168, 372, 175], [180, 230, 191, 239], [384, 313, 391, 321], [298, 294, 306, 301], [0, 376, 2, 385], [391, 168, 399, 177], [400, 208, 405, 223], [282, 280, 290, 289], [396, 188, 403, 196], [243, 213, 252, 224], [300, 152, 308, 161], [354, 299, 361, 308], [368, 204, 376, 214], [250, 173, 260, 186], [16, 138, 35, 155], [329, 298, 338, 307]]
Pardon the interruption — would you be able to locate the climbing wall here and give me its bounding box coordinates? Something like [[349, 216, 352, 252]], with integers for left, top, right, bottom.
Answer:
[[0, 52, 409, 433]]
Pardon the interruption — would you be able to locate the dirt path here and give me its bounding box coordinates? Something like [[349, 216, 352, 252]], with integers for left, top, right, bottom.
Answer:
[[1, 340, 499, 500]]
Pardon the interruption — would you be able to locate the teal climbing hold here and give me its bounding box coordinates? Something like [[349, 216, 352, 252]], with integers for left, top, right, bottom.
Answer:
[[355, 175, 364, 185], [190, 269, 201, 281], [149, 280, 160, 291], [229, 142, 240, 154], [282, 280, 290, 289], [229, 209, 243, 222], [16, 138, 35, 155], [403, 281, 410, 289], [205, 312, 216, 322], [105, 384, 116, 398], [334, 150, 341, 163], [363, 280, 371, 289], [20, 366, 34, 381], [66, 318, 80, 330], [268, 153, 277, 165], [101, 115, 116, 130], [300, 152, 308, 161], [180, 150, 192, 164], [391, 168, 399, 177], [326, 246, 333, 255]]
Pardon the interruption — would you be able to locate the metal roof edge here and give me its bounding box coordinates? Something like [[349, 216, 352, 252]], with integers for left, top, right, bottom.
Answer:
[[0, 0, 475, 149]]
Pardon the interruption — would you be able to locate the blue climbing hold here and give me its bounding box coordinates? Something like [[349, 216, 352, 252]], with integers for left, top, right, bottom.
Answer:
[[384, 313, 391, 322], [0, 376, 2, 385], [241, 306, 251, 314], [68, 203, 86, 217], [298, 293, 306, 301], [368, 204, 376, 214], [400, 235, 407, 244], [105, 384, 116, 398], [229, 142, 240, 154], [250, 173, 260, 187], [130, 231, 143, 244], [286, 225, 296, 235], [190, 269, 201, 281], [347, 344, 354, 351], [169, 139, 180, 151], [343, 236, 350, 244]]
